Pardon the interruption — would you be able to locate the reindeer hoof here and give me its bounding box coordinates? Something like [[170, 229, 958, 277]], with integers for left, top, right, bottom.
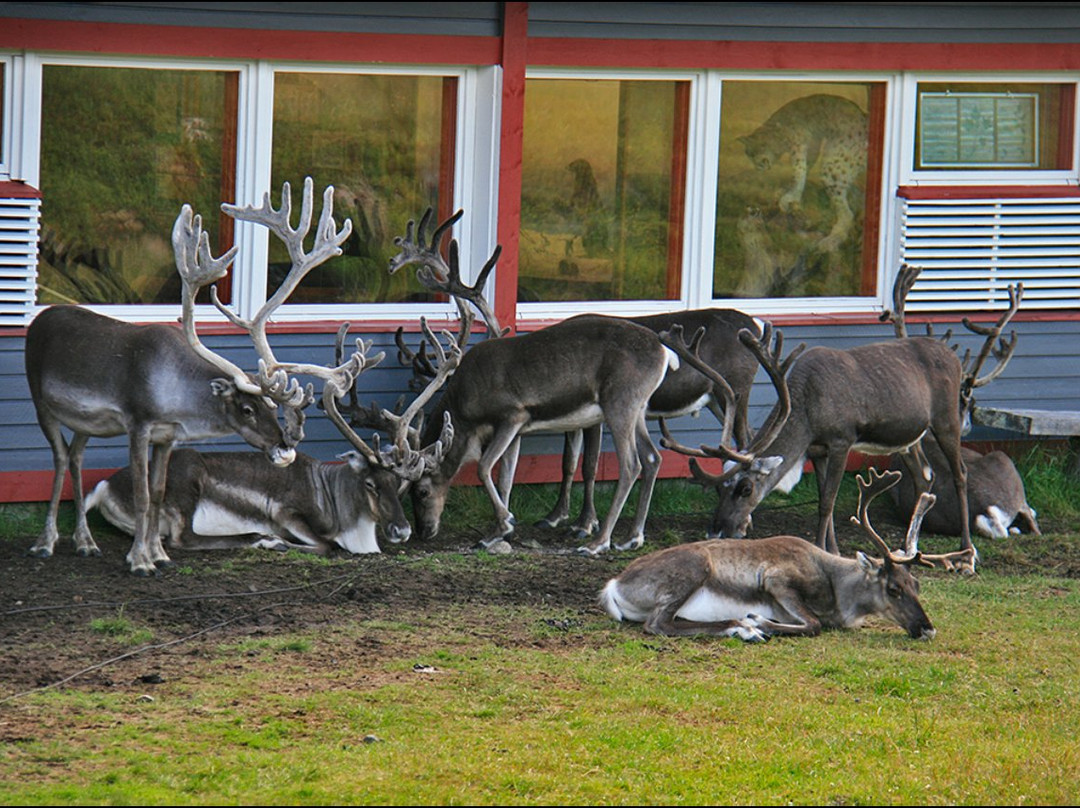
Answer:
[[577, 542, 609, 558], [477, 538, 513, 555], [26, 546, 53, 559], [615, 536, 644, 552], [75, 547, 103, 558]]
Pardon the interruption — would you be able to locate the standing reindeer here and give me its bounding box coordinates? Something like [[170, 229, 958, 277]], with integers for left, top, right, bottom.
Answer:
[[536, 308, 764, 539], [658, 267, 1022, 573], [600, 468, 958, 641], [387, 210, 679, 556], [24, 207, 309, 575], [879, 265, 1038, 541]]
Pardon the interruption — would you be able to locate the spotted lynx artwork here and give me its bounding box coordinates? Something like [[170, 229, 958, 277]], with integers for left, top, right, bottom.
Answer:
[[738, 94, 868, 253]]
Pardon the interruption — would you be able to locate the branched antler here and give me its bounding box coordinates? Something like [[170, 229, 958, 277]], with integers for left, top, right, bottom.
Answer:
[[657, 322, 804, 485], [389, 208, 507, 339]]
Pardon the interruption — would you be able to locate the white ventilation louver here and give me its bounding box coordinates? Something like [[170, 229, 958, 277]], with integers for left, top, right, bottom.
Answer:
[[0, 195, 41, 327], [900, 196, 1080, 311]]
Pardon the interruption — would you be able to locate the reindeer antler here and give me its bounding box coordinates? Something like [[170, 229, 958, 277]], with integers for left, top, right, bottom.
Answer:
[[389, 208, 508, 339], [960, 282, 1024, 392], [851, 467, 976, 570], [657, 321, 804, 486]]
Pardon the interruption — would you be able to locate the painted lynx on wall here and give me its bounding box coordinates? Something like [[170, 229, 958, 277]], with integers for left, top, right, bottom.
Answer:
[[738, 94, 868, 253]]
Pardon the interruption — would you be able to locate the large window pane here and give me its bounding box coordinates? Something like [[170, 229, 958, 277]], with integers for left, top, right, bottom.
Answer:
[[38, 66, 234, 305], [270, 73, 455, 304], [519, 79, 686, 302], [916, 82, 1074, 171], [714, 81, 882, 299]]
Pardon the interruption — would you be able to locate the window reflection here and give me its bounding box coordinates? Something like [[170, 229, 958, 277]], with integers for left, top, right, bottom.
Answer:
[[270, 73, 455, 304], [38, 66, 233, 305], [519, 79, 686, 302], [715, 81, 881, 299]]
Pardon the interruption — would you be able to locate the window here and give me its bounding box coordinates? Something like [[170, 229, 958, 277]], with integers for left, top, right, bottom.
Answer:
[[269, 71, 458, 305], [713, 81, 885, 301], [915, 82, 1074, 172], [518, 77, 688, 303], [37, 64, 237, 306]]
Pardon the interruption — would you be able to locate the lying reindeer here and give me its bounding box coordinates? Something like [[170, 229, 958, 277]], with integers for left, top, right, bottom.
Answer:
[[891, 435, 1040, 539], [87, 448, 411, 555], [599, 468, 964, 642]]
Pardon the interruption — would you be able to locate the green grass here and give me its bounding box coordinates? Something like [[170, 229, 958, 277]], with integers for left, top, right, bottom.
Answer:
[[2, 445, 1079, 805], [3, 572, 1080, 805]]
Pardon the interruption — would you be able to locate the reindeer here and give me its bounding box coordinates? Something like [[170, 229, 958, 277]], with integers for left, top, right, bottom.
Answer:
[[87, 447, 411, 555], [23, 208, 309, 575], [386, 210, 679, 556], [536, 308, 764, 539], [890, 435, 1040, 540], [658, 267, 1022, 573], [880, 265, 1038, 540], [599, 468, 964, 641]]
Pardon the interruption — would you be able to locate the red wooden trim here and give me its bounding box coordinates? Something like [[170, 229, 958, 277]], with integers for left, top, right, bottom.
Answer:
[[527, 39, 1080, 72], [665, 82, 690, 300], [495, 2, 528, 334], [0, 18, 501, 65], [899, 185, 1080, 200], [4, 16, 1080, 72], [10, 443, 1048, 503], [861, 84, 888, 296], [0, 181, 42, 199], [215, 72, 240, 304]]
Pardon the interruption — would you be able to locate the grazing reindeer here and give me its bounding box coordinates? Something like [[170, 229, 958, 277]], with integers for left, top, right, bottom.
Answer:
[[537, 308, 764, 539], [599, 468, 962, 641], [87, 448, 411, 555], [388, 210, 679, 556], [890, 435, 1040, 539], [658, 269, 1022, 573], [24, 208, 309, 576]]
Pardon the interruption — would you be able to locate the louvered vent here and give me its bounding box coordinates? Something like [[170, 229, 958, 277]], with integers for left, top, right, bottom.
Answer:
[[900, 196, 1080, 311], [0, 195, 41, 327]]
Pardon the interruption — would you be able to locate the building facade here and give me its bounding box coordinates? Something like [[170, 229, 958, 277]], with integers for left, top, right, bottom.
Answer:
[[2, 2, 1079, 501]]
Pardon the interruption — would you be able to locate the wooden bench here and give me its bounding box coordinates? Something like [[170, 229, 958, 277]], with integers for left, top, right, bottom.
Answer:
[[973, 406, 1080, 477]]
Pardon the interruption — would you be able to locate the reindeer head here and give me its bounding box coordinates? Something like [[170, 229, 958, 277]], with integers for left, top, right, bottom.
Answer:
[[657, 322, 803, 539], [850, 468, 937, 640]]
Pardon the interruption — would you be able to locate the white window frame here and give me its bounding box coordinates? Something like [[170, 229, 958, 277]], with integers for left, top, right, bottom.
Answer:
[[898, 73, 1080, 187], [17, 53, 498, 325], [518, 66, 704, 322], [0, 53, 11, 178], [702, 72, 900, 318]]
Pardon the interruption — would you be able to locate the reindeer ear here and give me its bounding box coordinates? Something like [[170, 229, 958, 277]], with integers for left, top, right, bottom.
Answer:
[[750, 456, 784, 477], [337, 450, 369, 471], [209, 378, 237, 398], [856, 551, 883, 573]]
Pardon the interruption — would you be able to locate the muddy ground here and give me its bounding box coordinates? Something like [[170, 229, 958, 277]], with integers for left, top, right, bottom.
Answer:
[[1, 495, 1075, 708]]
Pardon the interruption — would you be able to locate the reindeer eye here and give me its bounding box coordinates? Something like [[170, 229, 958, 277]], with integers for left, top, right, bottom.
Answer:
[[734, 479, 754, 498], [364, 478, 377, 493], [887, 582, 902, 598]]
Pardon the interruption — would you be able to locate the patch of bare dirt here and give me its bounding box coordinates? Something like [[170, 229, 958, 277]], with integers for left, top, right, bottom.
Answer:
[[1, 500, 1073, 709]]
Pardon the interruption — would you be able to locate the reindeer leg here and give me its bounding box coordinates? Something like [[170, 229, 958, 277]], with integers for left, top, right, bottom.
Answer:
[[813, 446, 848, 555], [616, 420, 661, 552], [644, 602, 769, 642], [65, 433, 100, 558], [475, 421, 525, 552], [535, 430, 581, 529], [579, 414, 643, 557], [571, 423, 602, 539], [125, 429, 159, 576], [146, 442, 174, 569], [934, 429, 976, 573]]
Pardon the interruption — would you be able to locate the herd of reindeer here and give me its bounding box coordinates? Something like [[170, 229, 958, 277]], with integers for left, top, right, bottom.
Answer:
[[23, 179, 1040, 643]]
